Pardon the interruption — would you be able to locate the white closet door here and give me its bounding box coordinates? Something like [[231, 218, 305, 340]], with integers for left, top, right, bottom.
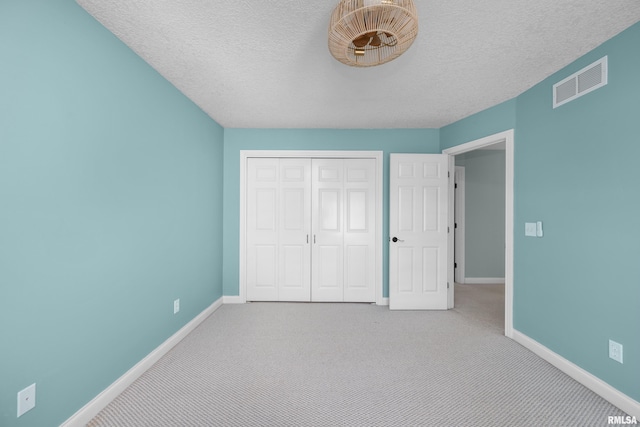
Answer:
[[311, 158, 376, 302], [246, 158, 311, 301], [343, 159, 376, 302], [246, 158, 279, 301], [312, 159, 344, 301], [278, 159, 312, 301], [246, 156, 376, 303]]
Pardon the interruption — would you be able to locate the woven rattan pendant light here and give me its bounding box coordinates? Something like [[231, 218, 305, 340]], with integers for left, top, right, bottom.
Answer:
[[329, 0, 418, 67]]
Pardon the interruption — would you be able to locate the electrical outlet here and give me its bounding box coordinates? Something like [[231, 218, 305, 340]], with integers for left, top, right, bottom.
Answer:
[[17, 383, 36, 417], [609, 340, 623, 364], [174, 299, 180, 314]]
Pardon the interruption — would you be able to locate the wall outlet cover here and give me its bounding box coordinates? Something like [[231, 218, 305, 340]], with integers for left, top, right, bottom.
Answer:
[[17, 383, 36, 417], [609, 340, 623, 364]]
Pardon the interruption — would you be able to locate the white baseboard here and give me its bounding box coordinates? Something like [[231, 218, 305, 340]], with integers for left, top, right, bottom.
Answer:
[[464, 277, 505, 284], [223, 295, 384, 305], [61, 297, 224, 427], [512, 329, 640, 418]]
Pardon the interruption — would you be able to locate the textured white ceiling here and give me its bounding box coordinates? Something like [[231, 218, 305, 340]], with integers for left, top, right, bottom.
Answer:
[[76, 0, 640, 129]]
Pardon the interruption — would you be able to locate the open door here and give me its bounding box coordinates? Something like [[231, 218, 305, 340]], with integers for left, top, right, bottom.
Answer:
[[389, 154, 450, 310]]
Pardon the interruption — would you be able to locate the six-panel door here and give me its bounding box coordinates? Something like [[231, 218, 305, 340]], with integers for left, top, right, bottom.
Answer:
[[312, 159, 376, 302], [389, 154, 449, 310], [246, 157, 376, 302], [246, 158, 312, 301]]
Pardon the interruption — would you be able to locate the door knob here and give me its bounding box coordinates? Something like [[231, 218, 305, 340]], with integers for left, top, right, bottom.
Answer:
[[392, 237, 404, 242]]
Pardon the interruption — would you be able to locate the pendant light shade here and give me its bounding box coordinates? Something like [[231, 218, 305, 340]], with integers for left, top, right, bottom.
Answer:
[[328, 0, 418, 67]]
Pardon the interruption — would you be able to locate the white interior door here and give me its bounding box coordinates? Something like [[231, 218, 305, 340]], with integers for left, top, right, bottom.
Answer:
[[246, 158, 311, 301], [312, 159, 344, 301], [342, 159, 376, 302], [311, 158, 376, 302], [389, 154, 450, 310], [246, 158, 279, 301], [245, 155, 377, 303], [279, 159, 312, 301]]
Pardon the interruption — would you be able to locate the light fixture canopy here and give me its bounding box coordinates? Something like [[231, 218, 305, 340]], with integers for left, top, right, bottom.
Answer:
[[328, 0, 419, 67]]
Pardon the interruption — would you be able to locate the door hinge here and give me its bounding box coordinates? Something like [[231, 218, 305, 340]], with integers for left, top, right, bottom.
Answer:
[[447, 226, 450, 233], [447, 282, 450, 289], [455, 183, 458, 189]]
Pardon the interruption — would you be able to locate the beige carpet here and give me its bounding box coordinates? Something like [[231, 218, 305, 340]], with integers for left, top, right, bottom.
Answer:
[[452, 283, 505, 332], [89, 286, 627, 426]]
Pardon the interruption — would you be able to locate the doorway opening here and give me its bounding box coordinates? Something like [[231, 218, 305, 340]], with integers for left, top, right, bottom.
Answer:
[[443, 130, 514, 337]]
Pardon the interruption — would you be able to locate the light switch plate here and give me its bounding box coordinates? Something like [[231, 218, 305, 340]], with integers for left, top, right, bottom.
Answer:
[[536, 221, 544, 237], [525, 222, 537, 237]]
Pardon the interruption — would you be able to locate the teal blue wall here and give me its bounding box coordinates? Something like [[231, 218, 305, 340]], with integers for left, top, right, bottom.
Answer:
[[513, 23, 640, 401], [440, 98, 516, 150], [222, 129, 440, 298], [443, 22, 640, 402], [2, 1, 638, 424], [0, 1, 224, 426], [456, 150, 506, 278]]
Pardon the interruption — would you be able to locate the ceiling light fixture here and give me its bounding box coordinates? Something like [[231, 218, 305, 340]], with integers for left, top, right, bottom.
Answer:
[[328, 0, 418, 67]]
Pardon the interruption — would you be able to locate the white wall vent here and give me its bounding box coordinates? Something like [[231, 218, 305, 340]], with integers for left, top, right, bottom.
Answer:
[[553, 56, 608, 108]]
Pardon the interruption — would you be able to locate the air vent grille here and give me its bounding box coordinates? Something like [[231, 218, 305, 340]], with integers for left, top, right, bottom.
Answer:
[[555, 78, 577, 104], [578, 62, 603, 93], [553, 56, 607, 108]]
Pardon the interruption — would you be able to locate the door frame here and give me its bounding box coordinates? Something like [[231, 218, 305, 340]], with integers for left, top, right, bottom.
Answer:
[[454, 166, 465, 284], [239, 150, 384, 305], [443, 129, 514, 338]]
